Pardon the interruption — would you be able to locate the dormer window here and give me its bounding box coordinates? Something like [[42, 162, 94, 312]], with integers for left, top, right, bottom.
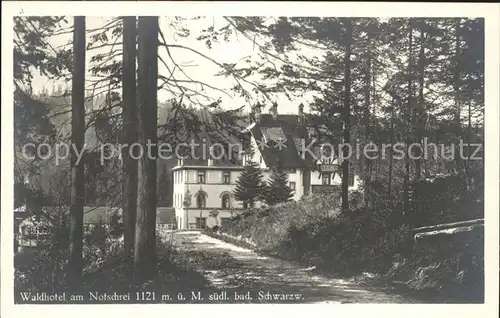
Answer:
[[322, 173, 331, 185]]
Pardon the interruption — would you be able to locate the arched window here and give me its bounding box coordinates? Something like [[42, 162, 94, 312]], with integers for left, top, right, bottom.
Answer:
[[196, 191, 207, 208], [221, 193, 231, 209]]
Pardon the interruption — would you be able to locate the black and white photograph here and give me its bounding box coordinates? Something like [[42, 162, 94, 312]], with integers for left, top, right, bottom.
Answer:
[[1, 1, 499, 315]]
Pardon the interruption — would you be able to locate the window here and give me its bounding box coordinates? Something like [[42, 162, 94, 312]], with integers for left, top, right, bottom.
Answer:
[[197, 170, 206, 184], [196, 192, 207, 208], [289, 182, 296, 191], [195, 217, 206, 229], [221, 193, 231, 209], [223, 171, 230, 184], [322, 173, 331, 185]]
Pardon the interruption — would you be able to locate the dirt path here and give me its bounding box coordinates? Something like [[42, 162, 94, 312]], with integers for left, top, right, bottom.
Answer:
[[170, 231, 420, 303]]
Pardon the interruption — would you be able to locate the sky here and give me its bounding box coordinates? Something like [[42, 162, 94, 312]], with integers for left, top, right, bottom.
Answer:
[[30, 16, 316, 115], [27, 15, 483, 125]]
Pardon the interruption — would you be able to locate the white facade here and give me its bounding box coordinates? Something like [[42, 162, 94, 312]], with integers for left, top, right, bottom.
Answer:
[[172, 164, 245, 229], [171, 120, 362, 229], [245, 133, 361, 201]]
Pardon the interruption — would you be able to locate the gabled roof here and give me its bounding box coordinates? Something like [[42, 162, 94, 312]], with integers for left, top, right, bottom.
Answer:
[[249, 114, 318, 169], [83, 207, 121, 224]]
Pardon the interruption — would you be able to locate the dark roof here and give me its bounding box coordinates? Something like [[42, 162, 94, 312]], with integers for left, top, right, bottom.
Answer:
[[83, 207, 121, 224], [174, 130, 244, 167], [250, 114, 318, 169], [156, 207, 175, 224], [40, 206, 176, 225], [37, 206, 121, 224]]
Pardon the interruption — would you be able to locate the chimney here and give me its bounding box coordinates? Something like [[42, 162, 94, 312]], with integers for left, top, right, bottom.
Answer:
[[270, 102, 278, 120], [297, 103, 311, 197], [298, 103, 305, 124], [253, 102, 262, 123], [297, 103, 306, 138]]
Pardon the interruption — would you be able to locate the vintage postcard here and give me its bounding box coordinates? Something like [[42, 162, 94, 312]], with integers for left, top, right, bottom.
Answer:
[[1, 1, 499, 318]]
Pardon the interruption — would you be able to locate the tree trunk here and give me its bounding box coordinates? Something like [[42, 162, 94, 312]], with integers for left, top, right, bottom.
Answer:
[[68, 16, 86, 285], [341, 19, 352, 214], [403, 19, 414, 218], [134, 16, 159, 280], [387, 96, 395, 198], [454, 18, 462, 164], [467, 99, 472, 170], [363, 46, 372, 209], [122, 16, 138, 260], [415, 19, 426, 180], [453, 19, 472, 195]]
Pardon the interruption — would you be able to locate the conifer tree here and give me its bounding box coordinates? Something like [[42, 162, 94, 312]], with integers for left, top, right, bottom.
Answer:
[[233, 161, 265, 209], [68, 15, 86, 285], [263, 165, 294, 206]]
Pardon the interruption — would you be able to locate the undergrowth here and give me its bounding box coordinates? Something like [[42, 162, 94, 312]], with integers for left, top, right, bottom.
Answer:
[[14, 226, 212, 303], [220, 184, 484, 303]]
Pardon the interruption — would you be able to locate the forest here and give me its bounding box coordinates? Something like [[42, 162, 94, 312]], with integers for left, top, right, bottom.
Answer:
[[13, 16, 484, 302]]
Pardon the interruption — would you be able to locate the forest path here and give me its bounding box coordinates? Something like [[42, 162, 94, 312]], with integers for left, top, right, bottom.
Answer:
[[169, 231, 420, 303]]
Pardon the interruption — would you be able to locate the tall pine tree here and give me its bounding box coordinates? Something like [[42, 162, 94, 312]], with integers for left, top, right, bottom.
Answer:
[[134, 16, 159, 280], [68, 15, 86, 285], [233, 161, 265, 209], [263, 166, 294, 206], [121, 16, 138, 261]]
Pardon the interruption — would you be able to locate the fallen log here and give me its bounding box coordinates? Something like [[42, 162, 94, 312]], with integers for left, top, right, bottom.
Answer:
[[412, 218, 484, 234], [413, 223, 483, 242]]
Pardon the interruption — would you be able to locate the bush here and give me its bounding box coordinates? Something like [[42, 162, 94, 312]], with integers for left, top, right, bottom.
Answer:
[[15, 246, 69, 293], [221, 188, 484, 301], [14, 228, 212, 303]]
